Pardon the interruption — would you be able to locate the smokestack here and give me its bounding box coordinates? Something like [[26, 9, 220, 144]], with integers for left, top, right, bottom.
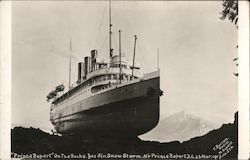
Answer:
[[82, 62, 86, 79], [91, 50, 98, 71], [84, 56, 91, 76], [78, 62, 84, 83]]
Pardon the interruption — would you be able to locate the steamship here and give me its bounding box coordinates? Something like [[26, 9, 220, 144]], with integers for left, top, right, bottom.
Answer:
[[47, 2, 162, 136]]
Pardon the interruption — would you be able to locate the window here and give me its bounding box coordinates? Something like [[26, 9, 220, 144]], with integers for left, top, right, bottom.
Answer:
[[114, 74, 118, 80], [107, 75, 111, 80]]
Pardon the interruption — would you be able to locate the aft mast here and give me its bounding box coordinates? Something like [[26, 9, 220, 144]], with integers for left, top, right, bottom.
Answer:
[[119, 30, 122, 84], [109, 0, 113, 58], [68, 39, 72, 90], [157, 48, 160, 71]]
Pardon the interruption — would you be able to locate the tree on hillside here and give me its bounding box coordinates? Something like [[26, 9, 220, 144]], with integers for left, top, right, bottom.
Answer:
[[220, 0, 238, 28], [220, 0, 238, 76]]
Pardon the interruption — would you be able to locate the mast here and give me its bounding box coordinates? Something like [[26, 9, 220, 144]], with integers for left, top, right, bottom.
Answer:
[[119, 30, 122, 84], [157, 48, 159, 71], [109, 0, 113, 58], [68, 39, 72, 90], [132, 35, 137, 79]]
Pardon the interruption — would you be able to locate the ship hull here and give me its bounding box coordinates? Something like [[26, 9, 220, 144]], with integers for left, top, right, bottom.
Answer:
[[51, 74, 160, 136]]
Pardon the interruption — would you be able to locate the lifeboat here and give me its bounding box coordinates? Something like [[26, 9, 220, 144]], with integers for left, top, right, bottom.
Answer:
[[49, 90, 57, 97], [47, 94, 54, 99], [56, 84, 65, 92]]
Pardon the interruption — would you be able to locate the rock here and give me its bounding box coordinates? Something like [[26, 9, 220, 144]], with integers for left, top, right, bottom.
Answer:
[[11, 112, 238, 159]]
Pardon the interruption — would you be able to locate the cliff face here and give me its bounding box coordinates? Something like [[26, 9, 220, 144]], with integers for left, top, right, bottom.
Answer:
[[11, 112, 238, 159]]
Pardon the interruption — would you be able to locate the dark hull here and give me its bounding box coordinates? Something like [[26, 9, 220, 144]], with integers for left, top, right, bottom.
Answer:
[[51, 77, 160, 136]]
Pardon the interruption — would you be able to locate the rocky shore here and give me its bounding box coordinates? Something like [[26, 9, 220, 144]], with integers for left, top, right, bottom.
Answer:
[[11, 112, 237, 159]]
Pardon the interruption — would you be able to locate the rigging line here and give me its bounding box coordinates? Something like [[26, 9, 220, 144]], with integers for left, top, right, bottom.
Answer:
[[112, 32, 119, 55], [121, 32, 135, 58], [98, 33, 109, 53], [137, 43, 151, 71], [94, 4, 107, 49], [68, 41, 80, 60], [52, 42, 80, 60], [111, 2, 130, 31], [123, 32, 133, 56], [69, 52, 80, 60], [134, 38, 162, 71], [124, 38, 132, 52], [140, 56, 151, 71], [109, 0, 112, 58], [51, 50, 79, 60], [123, 32, 133, 43]]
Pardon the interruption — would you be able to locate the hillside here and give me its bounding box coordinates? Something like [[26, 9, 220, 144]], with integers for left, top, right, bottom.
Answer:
[[11, 112, 238, 159]]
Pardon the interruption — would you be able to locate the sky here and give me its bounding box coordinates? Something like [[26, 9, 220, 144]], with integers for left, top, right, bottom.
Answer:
[[12, 1, 238, 132]]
